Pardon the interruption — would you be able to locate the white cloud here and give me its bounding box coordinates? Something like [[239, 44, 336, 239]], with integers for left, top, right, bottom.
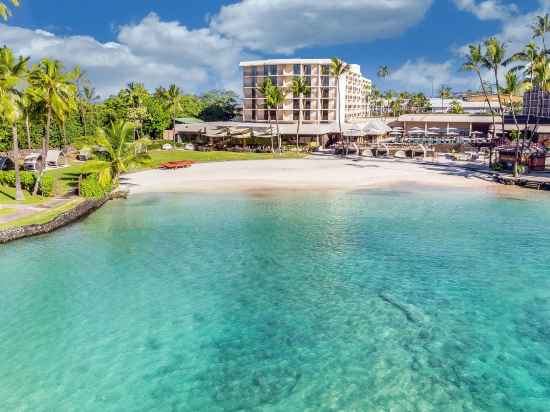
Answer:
[[211, 0, 433, 54], [453, 0, 518, 21], [0, 13, 247, 98], [391, 59, 477, 93]]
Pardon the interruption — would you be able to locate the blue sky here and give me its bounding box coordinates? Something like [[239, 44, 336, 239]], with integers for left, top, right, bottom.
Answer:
[[2, 0, 548, 97]]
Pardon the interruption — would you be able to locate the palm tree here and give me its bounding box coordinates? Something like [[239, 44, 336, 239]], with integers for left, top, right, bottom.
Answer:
[[532, 14, 550, 54], [258, 78, 275, 153], [0, 47, 28, 201], [438, 85, 452, 113], [82, 85, 100, 133], [266, 85, 287, 153], [502, 70, 527, 177], [377, 65, 390, 80], [123, 82, 149, 139], [162, 84, 183, 147], [482, 37, 507, 152], [0, 0, 19, 21], [331, 58, 350, 154], [383, 90, 395, 118], [20, 90, 34, 148], [28, 58, 78, 195], [84, 121, 150, 188], [291, 77, 311, 152], [462, 43, 497, 139]]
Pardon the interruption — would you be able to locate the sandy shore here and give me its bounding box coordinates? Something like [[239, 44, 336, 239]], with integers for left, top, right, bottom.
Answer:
[[121, 157, 502, 194]]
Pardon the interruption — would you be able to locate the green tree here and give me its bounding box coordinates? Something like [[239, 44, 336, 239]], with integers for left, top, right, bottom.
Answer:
[[377, 65, 390, 80], [84, 120, 150, 187], [502, 70, 528, 177], [258, 78, 275, 152], [199, 90, 238, 121], [28, 58, 78, 195], [163, 84, 183, 145], [0, 0, 19, 20], [482, 37, 507, 148], [449, 100, 465, 114], [462, 43, 497, 137], [291, 76, 310, 152], [265, 85, 286, 153], [438, 85, 452, 113], [0, 46, 28, 201], [331, 57, 350, 154]]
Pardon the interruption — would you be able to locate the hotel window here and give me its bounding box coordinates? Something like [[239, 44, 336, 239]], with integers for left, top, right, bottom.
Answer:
[[322, 111, 329, 121], [293, 64, 301, 75], [303, 65, 312, 76], [293, 100, 299, 110], [304, 111, 311, 121], [293, 111, 299, 121], [251, 66, 257, 76], [267, 65, 278, 76], [321, 88, 330, 99], [321, 76, 329, 87], [321, 65, 330, 75], [305, 100, 311, 110], [322, 100, 329, 110]]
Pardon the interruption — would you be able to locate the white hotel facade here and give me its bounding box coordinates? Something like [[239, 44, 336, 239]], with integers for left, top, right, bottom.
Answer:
[[240, 59, 372, 124]]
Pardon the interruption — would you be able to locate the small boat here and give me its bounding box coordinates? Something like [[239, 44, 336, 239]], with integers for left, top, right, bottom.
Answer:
[[159, 160, 195, 170]]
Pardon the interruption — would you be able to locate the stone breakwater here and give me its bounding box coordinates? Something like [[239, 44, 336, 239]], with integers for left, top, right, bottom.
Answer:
[[0, 197, 108, 244]]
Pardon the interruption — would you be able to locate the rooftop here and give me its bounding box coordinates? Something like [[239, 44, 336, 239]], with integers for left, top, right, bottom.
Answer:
[[240, 59, 334, 67]]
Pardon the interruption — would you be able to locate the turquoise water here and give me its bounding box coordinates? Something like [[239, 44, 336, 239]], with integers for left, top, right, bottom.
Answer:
[[1, 187, 550, 411]]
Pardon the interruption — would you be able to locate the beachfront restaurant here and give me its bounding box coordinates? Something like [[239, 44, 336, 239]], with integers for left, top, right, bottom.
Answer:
[[173, 120, 393, 151], [391, 114, 497, 143]]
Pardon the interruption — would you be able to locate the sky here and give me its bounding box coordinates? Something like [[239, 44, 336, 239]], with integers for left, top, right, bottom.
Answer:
[[1, 0, 549, 99]]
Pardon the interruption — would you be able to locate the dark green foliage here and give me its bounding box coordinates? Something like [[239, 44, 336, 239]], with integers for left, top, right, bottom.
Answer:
[[0, 171, 54, 196], [199, 90, 239, 121], [79, 175, 111, 198]]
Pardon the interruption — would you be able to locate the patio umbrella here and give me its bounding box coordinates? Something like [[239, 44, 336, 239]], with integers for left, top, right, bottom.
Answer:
[[428, 127, 441, 131]]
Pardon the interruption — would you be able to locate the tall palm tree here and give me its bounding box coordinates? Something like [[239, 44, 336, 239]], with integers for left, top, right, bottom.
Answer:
[[84, 121, 150, 188], [482, 37, 507, 149], [28, 58, 78, 195], [0, 0, 19, 20], [266, 85, 287, 153], [532, 14, 550, 54], [462, 43, 497, 137], [258, 78, 275, 153], [0, 47, 28, 201], [162, 84, 183, 146], [123, 82, 149, 139], [20, 90, 34, 148], [291, 76, 310, 152], [82, 85, 100, 133], [377, 65, 390, 80], [331, 58, 350, 154], [438, 85, 452, 113], [502, 70, 527, 177], [383, 90, 395, 119]]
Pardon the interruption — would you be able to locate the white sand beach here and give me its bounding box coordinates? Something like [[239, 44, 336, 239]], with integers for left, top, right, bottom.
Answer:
[[122, 157, 499, 194]]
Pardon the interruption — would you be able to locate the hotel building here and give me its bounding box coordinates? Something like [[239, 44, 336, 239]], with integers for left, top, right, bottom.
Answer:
[[240, 59, 372, 124]]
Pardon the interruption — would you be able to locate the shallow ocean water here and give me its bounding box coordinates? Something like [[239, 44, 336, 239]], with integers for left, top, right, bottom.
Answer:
[[1, 187, 550, 411]]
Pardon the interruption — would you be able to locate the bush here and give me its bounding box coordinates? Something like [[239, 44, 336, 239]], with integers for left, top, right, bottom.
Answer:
[[79, 175, 111, 198], [0, 171, 54, 196]]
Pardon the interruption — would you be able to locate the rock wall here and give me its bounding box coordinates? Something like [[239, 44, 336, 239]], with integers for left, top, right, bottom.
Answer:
[[0, 197, 108, 244]]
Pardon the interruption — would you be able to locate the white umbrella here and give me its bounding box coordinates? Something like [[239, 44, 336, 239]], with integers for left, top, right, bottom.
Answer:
[[392, 127, 404, 131], [470, 131, 483, 135], [446, 131, 460, 136], [428, 127, 441, 131], [389, 131, 403, 135]]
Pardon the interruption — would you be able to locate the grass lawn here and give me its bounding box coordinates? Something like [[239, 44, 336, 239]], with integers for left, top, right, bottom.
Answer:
[[0, 185, 46, 205], [45, 164, 86, 194], [143, 150, 306, 169], [0, 208, 16, 218], [0, 198, 84, 231]]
